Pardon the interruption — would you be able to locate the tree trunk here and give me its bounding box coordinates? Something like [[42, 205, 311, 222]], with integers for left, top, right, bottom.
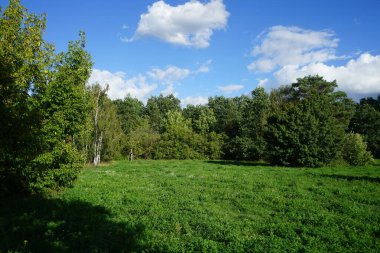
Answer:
[[93, 131, 102, 166], [129, 148, 134, 161], [93, 89, 102, 166]]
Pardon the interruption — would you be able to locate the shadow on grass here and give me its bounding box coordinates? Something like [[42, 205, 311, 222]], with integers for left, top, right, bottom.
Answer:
[[205, 160, 269, 167], [318, 174, 380, 183], [0, 196, 145, 253]]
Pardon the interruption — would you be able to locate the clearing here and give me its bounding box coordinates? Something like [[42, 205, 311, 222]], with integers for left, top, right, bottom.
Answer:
[[1, 160, 380, 252]]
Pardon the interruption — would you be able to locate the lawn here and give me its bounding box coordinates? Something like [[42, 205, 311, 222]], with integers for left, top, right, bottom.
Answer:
[[1, 160, 380, 252]]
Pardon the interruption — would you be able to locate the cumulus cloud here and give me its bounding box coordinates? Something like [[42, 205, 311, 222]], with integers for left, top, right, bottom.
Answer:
[[148, 62, 211, 95], [248, 26, 339, 72], [88, 69, 157, 101], [218, 84, 244, 93], [181, 96, 209, 107], [248, 25, 380, 96], [89, 61, 212, 101], [148, 65, 191, 84], [274, 53, 380, 95], [128, 0, 229, 48], [147, 65, 191, 96]]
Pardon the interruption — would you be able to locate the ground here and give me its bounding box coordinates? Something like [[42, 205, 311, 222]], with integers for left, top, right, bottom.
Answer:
[[1, 160, 380, 252]]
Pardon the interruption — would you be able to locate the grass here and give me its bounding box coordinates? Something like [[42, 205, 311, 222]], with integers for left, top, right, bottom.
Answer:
[[1, 160, 380, 252]]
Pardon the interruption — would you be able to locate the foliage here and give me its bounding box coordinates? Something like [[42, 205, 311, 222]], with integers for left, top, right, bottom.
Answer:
[[126, 117, 161, 159], [184, 105, 217, 134], [342, 133, 374, 166], [183, 105, 224, 159], [0, 0, 92, 194], [208, 96, 245, 159], [3, 160, 379, 252], [113, 96, 144, 135], [350, 96, 380, 158], [25, 142, 83, 193], [154, 110, 205, 159], [230, 87, 270, 161], [0, 0, 51, 193], [145, 94, 181, 132], [265, 76, 355, 167]]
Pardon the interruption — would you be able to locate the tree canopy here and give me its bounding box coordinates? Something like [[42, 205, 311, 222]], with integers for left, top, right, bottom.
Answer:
[[265, 76, 355, 167]]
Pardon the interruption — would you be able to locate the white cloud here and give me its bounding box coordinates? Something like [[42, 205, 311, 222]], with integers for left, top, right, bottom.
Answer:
[[148, 62, 211, 95], [218, 84, 244, 93], [128, 0, 229, 48], [148, 65, 191, 96], [248, 25, 380, 96], [89, 61, 212, 101], [274, 53, 380, 95], [248, 26, 339, 72], [181, 96, 208, 106], [88, 69, 157, 100], [257, 78, 269, 87], [148, 65, 191, 84]]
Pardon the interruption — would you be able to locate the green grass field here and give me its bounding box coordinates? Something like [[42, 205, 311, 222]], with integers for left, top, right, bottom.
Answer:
[[1, 160, 380, 252]]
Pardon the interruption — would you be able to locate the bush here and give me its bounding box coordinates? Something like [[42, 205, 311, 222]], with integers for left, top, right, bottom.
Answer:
[[342, 133, 374, 166], [24, 143, 83, 193]]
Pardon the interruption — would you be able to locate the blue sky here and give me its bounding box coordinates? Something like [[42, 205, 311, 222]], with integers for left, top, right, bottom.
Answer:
[[2, 0, 380, 104]]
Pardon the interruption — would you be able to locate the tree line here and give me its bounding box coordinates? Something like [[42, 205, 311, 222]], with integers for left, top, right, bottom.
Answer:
[[1, 0, 379, 194]]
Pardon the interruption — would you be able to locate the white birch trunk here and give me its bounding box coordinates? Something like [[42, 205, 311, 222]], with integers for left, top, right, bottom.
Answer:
[[93, 89, 101, 166], [93, 131, 102, 166]]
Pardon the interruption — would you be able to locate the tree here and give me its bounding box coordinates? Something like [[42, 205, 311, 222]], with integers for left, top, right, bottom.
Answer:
[[183, 105, 217, 134], [265, 76, 355, 167], [349, 96, 380, 158], [126, 117, 160, 159], [230, 87, 270, 161], [183, 105, 224, 159], [0, 1, 93, 193], [342, 133, 373, 166], [85, 84, 125, 166], [208, 96, 245, 159], [155, 110, 205, 159], [0, 0, 53, 193], [113, 96, 144, 135], [27, 32, 93, 191], [145, 94, 181, 132], [95, 91, 125, 163]]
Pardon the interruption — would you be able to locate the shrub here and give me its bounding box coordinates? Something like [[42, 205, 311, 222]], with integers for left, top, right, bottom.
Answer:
[[24, 143, 83, 193], [342, 133, 374, 166]]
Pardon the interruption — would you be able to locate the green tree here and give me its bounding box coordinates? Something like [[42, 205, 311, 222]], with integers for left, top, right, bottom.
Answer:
[[349, 96, 380, 158], [113, 96, 144, 135], [230, 87, 270, 161], [208, 96, 246, 159], [26, 33, 93, 192], [183, 105, 224, 159], [265, 76, 355, 167], [145, 94, 181, 132], [0, 1, 93, 193], [126, 117, 161, 159], [342, 133, 373, 166], [86, 84, 125, 165], [0, 0, 53, 193], [155, 110, 204, 159], [184, 105, 216, 134]]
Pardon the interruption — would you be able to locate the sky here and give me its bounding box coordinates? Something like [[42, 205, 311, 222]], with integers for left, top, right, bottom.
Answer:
[[2, 0, 380, 105]]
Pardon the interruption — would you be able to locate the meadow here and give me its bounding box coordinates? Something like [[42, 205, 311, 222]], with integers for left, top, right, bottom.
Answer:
[[1, 160, 380, 252]]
